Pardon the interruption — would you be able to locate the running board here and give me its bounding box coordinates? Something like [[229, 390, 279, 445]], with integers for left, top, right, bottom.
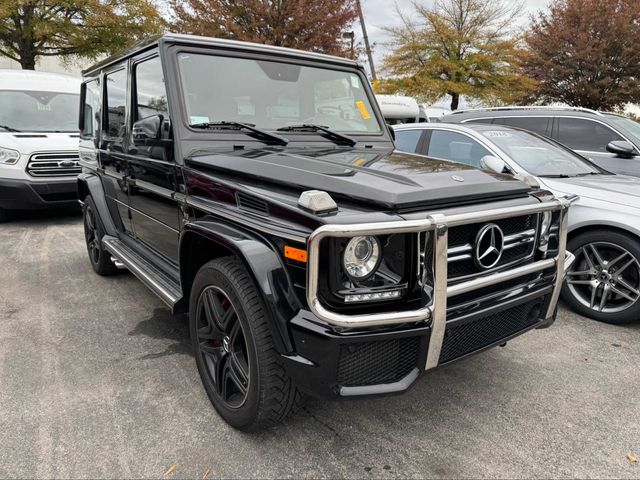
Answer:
[[102, 236, 182, 307]]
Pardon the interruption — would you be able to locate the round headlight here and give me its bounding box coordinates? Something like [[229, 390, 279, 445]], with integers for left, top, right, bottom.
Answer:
[[343, 235, 381, 279]]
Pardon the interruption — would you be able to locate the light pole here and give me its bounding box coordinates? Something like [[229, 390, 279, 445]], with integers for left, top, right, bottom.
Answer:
[[355, 0, 377, 82]]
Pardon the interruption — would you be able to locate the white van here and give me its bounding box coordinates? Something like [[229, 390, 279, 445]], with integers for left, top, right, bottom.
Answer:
[[0, 70, 81, 220], [376, 94, 427, 124]]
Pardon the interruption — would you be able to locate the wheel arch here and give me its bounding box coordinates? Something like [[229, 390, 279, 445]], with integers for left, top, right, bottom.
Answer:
[[568, 221, 640, 243], [77, 173, 118, 236], [179, 221, 301, 353]]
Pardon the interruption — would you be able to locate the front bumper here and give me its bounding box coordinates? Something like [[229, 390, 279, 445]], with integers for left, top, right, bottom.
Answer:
[[0, 177, 78, 210], [283, 195, 577, 399]]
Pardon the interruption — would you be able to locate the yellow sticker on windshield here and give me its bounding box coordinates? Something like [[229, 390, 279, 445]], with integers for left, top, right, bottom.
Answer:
[[355, 101, 371, 120]]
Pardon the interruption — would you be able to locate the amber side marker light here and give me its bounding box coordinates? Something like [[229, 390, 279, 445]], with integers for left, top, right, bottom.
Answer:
[[284, 246, 307, 263]]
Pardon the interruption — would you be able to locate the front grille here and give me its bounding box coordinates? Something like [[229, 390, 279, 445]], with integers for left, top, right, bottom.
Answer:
[[439, 300, 543, 364], [26, 152, 81, 177], [446, 214, 538, 279], [337, 337, 420, 387]]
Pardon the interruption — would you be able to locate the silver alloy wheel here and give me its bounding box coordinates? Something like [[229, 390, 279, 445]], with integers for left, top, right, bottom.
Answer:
[[566, 242, 640, 313]]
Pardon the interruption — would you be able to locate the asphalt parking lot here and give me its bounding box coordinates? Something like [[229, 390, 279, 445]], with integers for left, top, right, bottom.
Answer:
[[1, 212, 639, 479]]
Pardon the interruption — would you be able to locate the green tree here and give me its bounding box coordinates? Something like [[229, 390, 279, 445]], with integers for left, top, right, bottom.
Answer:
[[524, 0, 640, 110], [170, 0, 358, 57], [382, 0, 535, 110], [0, 0, 165, 70]]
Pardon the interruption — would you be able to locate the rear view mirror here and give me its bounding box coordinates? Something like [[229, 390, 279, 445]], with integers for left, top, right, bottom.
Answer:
[[480, 155, 508, 174], [132, 114, 171, 147], [606, 140, 636, 158]]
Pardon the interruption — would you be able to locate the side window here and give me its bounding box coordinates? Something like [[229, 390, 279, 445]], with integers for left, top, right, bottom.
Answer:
[[557, 118, 623, 152], [104, 68, 127, 139], [134, 57, 169, 121], [81, 79, 100, 138], [394, 130, 424, 153], [498, 117, 550, 136], [427, 130, 491, 167]]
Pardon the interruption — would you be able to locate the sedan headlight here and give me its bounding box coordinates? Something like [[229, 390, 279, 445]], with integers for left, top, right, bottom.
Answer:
[[343, 235, 381, 279], [0, 147, 20, 165]]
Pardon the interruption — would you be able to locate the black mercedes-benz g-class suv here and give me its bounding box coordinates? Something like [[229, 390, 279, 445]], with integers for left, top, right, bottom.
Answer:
[[77, 34, 575, 430]]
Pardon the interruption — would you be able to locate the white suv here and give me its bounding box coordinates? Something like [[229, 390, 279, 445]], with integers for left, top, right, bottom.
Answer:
[[0, 69, 81, 221]]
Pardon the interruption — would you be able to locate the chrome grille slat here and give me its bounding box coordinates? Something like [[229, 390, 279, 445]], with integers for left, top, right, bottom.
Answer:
[[27, 152, 81, 178]]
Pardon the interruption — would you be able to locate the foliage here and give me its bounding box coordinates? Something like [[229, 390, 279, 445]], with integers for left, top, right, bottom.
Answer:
[[524, 0, 640, 110], [381, 0, 535, 110], [0, 0, 165, 70], [170, 0, 358, 57]]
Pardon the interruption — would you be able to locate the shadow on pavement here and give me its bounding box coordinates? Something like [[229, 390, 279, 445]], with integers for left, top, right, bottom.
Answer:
[[128, 307, 193, 360]]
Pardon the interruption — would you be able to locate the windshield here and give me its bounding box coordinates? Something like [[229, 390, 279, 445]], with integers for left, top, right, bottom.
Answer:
[[177, 53, 381, 134], [604, 115, 640, 145], [0, 90, 79, 132], [478, 129, 600, 177]]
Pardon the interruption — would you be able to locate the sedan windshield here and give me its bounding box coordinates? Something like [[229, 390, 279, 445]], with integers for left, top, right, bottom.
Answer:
[[0, 90, 79, 132], [177, 53, 381, 134], [478, 128, 600, 177]]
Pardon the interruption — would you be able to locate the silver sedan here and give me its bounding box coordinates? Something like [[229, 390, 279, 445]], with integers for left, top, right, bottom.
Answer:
[[393, 122, 640, 324]]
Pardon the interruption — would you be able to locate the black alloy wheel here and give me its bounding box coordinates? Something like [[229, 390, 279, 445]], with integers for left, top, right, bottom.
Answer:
[[562, 230, 640, 324], [83, 196, 118, 276], [189, 257, 305, 430], [195, 286, 250, 408]]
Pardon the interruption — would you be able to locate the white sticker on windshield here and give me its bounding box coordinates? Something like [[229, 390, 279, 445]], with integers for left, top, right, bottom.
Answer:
[[190, 116, 209, 124], [484, 131, 511, 138], [350, 74, 360, 89]]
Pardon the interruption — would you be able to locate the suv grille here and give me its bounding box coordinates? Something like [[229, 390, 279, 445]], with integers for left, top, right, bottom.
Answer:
[[26, 152, 81, 178], [337, 337, 420, 387], [439, 300, 543, 364]]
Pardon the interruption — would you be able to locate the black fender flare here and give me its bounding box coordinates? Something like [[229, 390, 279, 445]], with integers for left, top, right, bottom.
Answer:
[[180, 220, 302, 353], [77, 172, 117, 236]]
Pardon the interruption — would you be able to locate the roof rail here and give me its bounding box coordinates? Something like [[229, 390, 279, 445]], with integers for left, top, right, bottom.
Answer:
[[450, 106, 604, 117]]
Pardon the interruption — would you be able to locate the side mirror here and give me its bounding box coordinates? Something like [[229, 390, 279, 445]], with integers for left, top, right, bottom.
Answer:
[[606, 140, 636, 158], [132, 114, 171, 147], [480, 155, 508, 174]]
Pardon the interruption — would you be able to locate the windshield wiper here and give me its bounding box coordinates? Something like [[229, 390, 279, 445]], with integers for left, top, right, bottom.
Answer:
[[0, 124, 20, 132], [538, 174, 572, 178], [573, 172, 601, 177], [190, 121, 289, 146], [277, 124, 357, 146]]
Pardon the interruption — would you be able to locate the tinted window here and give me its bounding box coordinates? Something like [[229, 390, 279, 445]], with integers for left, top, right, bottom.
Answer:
[[135, 57, 168, 121], [427, 130, 491, 167], [394, 129, 423, 153], [104, 68, 127, 138], [497, 117, 549, 136], [81, 79, 100, 138], [557, 118, 623, 152]]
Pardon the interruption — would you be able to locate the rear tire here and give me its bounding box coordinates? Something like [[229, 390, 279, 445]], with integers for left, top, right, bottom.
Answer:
[[83, 195, 119, 276], [561, 230, 640, 324], [189, 256, 305, 430]]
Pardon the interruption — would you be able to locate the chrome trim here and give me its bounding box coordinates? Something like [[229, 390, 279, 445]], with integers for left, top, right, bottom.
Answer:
[[448, 228, 536, 262], [132, 179, 175, 199], [544, 196, 573, 319], [306, 197, 576, 333], [425, 215, 448, 369]]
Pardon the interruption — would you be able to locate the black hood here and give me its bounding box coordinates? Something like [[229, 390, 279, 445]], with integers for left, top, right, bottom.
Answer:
[[186, 147, 530, 210]]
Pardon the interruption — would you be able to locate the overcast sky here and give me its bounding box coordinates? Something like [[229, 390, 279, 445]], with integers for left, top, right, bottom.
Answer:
[[358, 0, 552, 68]]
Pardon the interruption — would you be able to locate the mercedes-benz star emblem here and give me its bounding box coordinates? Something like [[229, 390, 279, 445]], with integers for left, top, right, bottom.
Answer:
[[474, 223, 504, 269]]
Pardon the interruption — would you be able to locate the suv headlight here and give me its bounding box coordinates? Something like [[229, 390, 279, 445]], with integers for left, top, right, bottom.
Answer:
[[343, 235, 381, 279], [0, 147, 20, 165]]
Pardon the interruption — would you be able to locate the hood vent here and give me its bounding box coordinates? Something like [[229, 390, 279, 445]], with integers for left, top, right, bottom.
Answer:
[[236, 192, 269, 215], [14, 134, 47, 138]]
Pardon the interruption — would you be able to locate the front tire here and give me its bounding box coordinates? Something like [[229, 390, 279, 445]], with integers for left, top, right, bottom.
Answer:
[[562, 230, 640, 324], [83, 196, 119, 276], [189, 257, 305, 430]]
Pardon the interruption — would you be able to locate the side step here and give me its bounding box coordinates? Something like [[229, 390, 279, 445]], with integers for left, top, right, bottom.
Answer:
[[102, 235, 182, 307]]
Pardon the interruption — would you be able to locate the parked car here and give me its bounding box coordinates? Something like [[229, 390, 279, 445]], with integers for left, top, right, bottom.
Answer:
[[78, 34, 573, 430], [442, 106, 640, 177], [0, 69, 81, 221], [394, 122, 640, 324], [376, 94, 428, 124]]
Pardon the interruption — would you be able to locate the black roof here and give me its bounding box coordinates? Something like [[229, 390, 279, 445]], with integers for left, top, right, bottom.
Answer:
[[83, 33, 359, 76]]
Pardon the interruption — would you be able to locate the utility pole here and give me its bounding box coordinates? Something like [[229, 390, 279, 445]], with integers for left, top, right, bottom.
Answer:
[[355, 0, 377, 82]]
